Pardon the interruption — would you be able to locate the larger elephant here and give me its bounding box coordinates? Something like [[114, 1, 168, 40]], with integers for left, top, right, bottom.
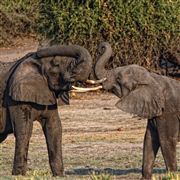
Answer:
[[94, 42, 180, 179], [0, 44, 92, 176]]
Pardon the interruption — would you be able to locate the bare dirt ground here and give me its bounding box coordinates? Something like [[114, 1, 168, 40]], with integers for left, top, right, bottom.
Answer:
[[0, 39, 179, 179]]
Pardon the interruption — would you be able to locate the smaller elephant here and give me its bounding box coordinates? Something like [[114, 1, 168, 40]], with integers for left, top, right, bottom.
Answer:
[[159, 51, 180, 78], [94, 42, 180, 179], [0, 44, 92, 176]]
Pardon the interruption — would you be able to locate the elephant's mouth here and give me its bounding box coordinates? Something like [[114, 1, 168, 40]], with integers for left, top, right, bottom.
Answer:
[[112, 85, 122, 98], [48, 76, 60, 91], [60, 82, 73, 91], [49, 82, 72, 92], [51, 74, 59, 84], [46, 72, 72, 92], [48, 74, 106, 93], [71, 78, 107, 93], [112, 84, 131, 99]]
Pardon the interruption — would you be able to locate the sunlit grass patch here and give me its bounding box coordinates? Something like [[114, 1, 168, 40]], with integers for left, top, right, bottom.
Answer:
[[27, 169, 51, 177], [11, 170, 52, 180], [90, 171, 112, 180], [15, 176, 49, 180], [152, 172, 180, 180]]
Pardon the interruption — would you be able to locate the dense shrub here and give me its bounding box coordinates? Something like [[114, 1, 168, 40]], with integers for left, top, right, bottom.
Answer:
[[1, 0, 179, 70], [37, 0, 180, 69], [0, 0, 39, 45]]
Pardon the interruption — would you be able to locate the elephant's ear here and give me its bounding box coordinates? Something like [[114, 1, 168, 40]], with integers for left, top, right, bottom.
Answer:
[[8, 58, 57, 105], [115, 84, 165, 119]]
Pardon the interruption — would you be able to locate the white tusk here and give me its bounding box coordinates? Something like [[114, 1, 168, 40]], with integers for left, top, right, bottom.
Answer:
[[86, 78, 107, 84], [71, 85, 103, 93]]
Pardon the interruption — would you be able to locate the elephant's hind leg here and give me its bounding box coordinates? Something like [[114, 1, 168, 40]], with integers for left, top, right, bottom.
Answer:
[[9, 105, 33, 175], [0, 114, 13, 143], [142, 119, 160, 180]]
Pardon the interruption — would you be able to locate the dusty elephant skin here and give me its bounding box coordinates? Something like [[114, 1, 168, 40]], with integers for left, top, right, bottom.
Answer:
[[0, 45, 92, 176], [94, 42, 180, 180]]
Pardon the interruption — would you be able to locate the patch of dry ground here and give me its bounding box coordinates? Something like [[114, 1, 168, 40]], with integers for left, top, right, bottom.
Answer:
[[0, 37, 38, 62], [0, 40, 179, 179]]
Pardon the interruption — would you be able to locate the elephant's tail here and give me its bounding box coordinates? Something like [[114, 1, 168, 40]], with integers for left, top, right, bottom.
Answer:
[[0, 107, 6, 133], [178, 115, 180, 142], [179, 128, 180, 142]]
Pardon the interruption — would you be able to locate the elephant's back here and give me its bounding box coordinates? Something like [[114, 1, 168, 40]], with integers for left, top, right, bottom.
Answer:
[[0, 52, 35, 101], [0, 61, 16, 100], [0, 61, 16, 75]]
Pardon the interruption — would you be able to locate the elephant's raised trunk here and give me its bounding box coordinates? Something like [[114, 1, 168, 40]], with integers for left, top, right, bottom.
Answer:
[[36, 45, 92, 82], [95, 42, 113, 80]]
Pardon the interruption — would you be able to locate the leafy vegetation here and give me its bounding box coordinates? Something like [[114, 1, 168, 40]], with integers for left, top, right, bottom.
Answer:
[[0, 0, 179, 69], [0, 0, 39, 45]]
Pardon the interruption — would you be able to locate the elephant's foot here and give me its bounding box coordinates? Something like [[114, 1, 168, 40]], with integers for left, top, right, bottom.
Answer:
[[52, 170, 64, 177], [50, 163, 64, 177], [12, 167, 26, 176], [140, 177, 152, 180], [12, 158, 27, 176], [142, 169, 153, 180]]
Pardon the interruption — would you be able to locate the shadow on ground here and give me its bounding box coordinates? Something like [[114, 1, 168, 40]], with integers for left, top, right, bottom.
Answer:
[[65, 167, 173, 176]]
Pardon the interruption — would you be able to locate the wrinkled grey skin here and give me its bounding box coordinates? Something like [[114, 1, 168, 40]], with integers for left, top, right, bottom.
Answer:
[[0, 45, 92, 176], [95, 42, 180, 180]]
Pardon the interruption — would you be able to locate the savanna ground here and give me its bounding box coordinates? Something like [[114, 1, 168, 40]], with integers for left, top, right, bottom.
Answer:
[[0, 39, 179, 179]]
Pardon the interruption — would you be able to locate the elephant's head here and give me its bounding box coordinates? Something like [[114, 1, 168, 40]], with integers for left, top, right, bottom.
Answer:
[[7, 45, 92, 106], [36, 45, 92, 91], [94, 42, 165, 119]]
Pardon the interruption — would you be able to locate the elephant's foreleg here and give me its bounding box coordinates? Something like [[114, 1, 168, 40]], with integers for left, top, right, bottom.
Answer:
[[160, 139, 177, 171], [9, 105, 33, 175], [157, 117, 179, 172], [41, 109, 64, 176], [142, 119, 160, 180]]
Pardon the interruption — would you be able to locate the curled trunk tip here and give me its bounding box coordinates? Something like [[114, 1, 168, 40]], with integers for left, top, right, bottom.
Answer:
[[95, 42, 113, 80]]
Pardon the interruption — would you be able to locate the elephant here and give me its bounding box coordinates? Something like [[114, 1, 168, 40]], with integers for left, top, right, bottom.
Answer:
[[0, 44, 92, 176], [159, 51, 180, 77], [94, 42, 180, 179]]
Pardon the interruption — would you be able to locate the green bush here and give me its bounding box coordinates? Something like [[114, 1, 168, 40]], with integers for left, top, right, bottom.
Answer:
[[37, 0, 180, 69], [1, 0, 179, 69], [0, 0, 39, 45]]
